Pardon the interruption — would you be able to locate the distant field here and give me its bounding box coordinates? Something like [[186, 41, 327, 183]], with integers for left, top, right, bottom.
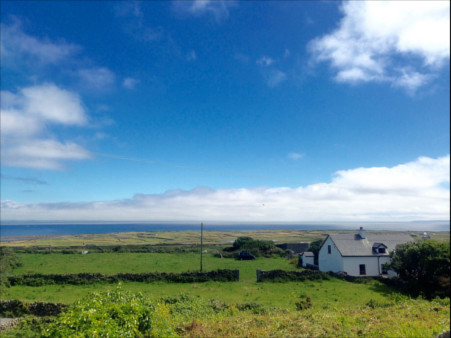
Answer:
[[2, 229, 449, 247]]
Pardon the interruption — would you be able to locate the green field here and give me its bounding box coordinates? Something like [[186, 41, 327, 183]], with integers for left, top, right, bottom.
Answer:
[[1, 231, 450, 337], [3, 252, 389, 308]]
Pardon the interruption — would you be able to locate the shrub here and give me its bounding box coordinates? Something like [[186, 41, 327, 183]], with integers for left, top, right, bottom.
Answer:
[[42, 286, 177, 337], [295, 295, 312, 311], [388, 240, 450, 298], [0, 247, 23, 288]]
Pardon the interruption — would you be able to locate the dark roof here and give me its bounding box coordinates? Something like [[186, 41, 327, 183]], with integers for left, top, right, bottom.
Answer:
[[328, 233, 413, 256], [276, 242, 309, 253], [300, 251, 314, 257]]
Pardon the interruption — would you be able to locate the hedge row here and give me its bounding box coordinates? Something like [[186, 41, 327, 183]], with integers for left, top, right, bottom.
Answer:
[[10, 244, 223, 254], [0, 300, 67, 317], [256, 269, 330, 282], [8, 269, 239, 286]]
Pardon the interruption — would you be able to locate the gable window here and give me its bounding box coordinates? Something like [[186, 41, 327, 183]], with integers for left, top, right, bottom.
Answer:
[[378, 247, 386, 254], [327, 245, 331, 254], [359, 264, 366, 275]]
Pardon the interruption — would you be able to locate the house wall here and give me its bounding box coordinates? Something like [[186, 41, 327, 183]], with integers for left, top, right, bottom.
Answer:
[[304, 256, 314, 266], [342, 256, 393, 277], [318, 237, 343, 273]]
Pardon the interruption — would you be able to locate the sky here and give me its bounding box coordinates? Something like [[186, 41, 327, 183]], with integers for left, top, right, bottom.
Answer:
[[1, 1, 450, 226]]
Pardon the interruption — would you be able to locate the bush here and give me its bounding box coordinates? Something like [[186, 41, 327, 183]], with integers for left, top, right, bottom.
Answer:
[[225, 236, 278, 258], [388, 240, 450, 298], [42, 286, 176, 337], [295, 295, 312, 311], [0, 247, 23, 288]]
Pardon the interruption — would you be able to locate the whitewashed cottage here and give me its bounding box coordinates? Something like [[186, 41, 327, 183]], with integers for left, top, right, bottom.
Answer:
[[318, 227, 413, 277]]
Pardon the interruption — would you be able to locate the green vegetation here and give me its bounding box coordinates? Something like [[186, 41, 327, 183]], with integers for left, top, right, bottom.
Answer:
[[307, 238, 324, 264], [223, 236, 284, 258], [4, 285, 450, 337], [1, 230, 450, 337], [389, 239, 450, 298], [8, 270, 238, 286], [0, 247, 23, 288]]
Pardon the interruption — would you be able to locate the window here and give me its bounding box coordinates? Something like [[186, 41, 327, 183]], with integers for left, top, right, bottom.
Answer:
[[359, 264, 366, 275], [381, 264, 388, 275], [378, 247, 386, 254], [327, 245, 331, 254]]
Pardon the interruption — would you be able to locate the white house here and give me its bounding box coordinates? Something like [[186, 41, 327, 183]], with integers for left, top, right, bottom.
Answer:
[[318, 227, 413, 277], [299, 251, 315, 268]]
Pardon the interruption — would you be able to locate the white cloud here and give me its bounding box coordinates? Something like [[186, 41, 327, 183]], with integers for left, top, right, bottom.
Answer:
[[1, 83, 91, 170], [265, 70, 287, 88], [2, 155, 448, 222], [288, 152, 304, 160], [122, 77, 140, 89], [1, 19, 81, 65], [78, 67, 116, 90], [256, 56, 275, 67], [172, 0, 234, 22], [309, 1, 450, 91], [114, 1, 143, 18]]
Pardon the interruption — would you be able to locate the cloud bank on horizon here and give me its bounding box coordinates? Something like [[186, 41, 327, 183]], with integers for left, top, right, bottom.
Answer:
[[2, 155, 449, 222]]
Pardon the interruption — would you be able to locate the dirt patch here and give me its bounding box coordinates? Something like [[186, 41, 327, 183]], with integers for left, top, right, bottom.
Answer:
[[0, 318, 22, 331]]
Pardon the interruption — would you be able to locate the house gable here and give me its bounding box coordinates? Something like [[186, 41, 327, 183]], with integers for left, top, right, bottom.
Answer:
[[318, 236, 344, 273]]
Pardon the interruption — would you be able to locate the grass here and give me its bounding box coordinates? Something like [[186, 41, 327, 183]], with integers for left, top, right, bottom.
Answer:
[[0, 252, 425, 309], [10, 252, 297, 282]]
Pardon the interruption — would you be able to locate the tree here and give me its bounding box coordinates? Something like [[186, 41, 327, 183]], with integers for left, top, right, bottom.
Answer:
[[0, 247, 23, 287], [307, 238, 324, 265], [388, 240, 450, 298]]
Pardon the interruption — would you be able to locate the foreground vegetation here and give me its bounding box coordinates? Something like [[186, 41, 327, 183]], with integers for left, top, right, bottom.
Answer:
[[3, 285, 450, 337]]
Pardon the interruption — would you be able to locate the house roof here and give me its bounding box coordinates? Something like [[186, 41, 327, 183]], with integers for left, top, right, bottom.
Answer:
[[276, 242, 309, 253], [327, 233, 413, 257], [300, 251, 314, 257]]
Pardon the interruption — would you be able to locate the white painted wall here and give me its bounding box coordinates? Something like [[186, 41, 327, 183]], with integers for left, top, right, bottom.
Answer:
[[342, 256, 394, 277], [342, 257, 378, 276], [318, 237, 343, 273], [304, 255, 314, 266]]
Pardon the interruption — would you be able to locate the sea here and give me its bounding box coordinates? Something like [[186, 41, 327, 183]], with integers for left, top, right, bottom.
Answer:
[[0, 221, 449, 241]]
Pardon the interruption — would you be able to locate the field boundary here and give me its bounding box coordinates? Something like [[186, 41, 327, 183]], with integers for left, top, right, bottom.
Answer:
[[8, 269, 240, 286]]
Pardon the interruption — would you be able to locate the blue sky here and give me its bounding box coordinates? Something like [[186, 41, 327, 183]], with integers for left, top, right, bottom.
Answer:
[[1, 1, 449, 224]]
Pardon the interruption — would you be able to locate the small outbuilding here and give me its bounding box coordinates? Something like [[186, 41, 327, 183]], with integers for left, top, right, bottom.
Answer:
[[276, 242, 309, 254], [298, 251, 315, 268]]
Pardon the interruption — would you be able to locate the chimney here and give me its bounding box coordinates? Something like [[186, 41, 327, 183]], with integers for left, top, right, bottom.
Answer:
[[358, 227, 366, 239]]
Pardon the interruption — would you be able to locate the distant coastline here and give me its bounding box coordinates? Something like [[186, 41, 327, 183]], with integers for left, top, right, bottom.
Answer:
[[0, 221, 449, 240]]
